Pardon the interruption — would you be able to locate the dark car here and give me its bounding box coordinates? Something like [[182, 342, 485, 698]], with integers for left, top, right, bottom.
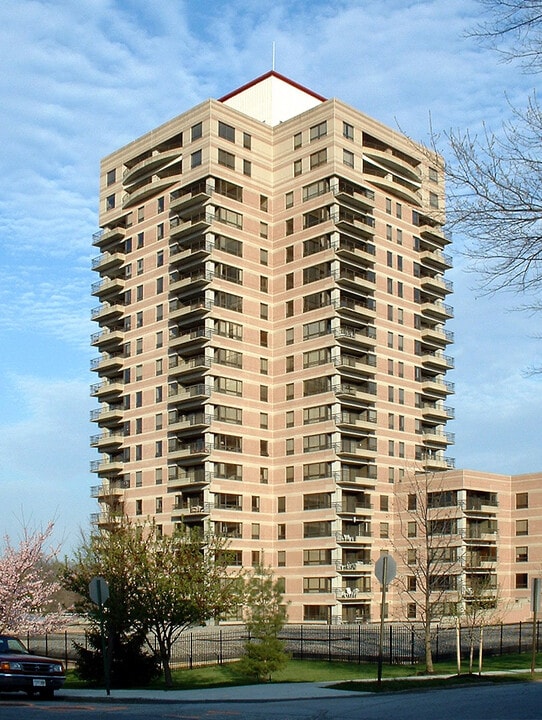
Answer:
[[0, 635, 65, 699]]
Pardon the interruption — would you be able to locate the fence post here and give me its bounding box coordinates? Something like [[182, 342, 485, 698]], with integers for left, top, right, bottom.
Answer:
[[411, 626, 415, 666], [389, 624, 393, 665], [219, 629, 223, 665], [189, 632, 193, 670], [435, 625, 439, 663], [519, 622, 522, 654], [300, 624, 304, 660], [328, 623, 332, 663]]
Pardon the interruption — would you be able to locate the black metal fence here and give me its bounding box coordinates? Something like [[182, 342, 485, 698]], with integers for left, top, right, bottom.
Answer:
[[24, 621, 541, 669]]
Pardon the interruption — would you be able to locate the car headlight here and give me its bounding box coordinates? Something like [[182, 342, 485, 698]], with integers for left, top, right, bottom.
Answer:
[[0, 661, 23, 671], [51, 664, 63, 673]]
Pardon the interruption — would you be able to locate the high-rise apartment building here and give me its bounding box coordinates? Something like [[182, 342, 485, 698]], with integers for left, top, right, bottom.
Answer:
[[90, 72, 455, 624]]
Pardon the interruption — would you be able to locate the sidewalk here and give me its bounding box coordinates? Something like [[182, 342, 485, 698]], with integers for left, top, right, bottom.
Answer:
[[58, 682, 366, 704]]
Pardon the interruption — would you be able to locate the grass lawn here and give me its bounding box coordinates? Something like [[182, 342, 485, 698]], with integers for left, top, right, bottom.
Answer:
[[64, 652, 542, 692]]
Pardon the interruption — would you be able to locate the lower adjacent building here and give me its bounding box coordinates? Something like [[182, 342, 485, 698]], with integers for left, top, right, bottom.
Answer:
[[90, 70, 539, 625]]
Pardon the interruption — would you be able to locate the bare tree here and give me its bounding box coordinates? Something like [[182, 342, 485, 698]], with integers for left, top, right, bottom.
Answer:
[[446, 1, 542, 298], [459, 574, 506, 674], [393, 470, 463, 673]]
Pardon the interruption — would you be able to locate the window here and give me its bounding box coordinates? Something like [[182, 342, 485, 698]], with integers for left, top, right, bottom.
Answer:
[[218, 121, 235, 142], [191, 149, 202, 168], [303, 577, 331, 594], [516, 519, 529, 536], [293, 132, 302, 149], [286, 383, 294, 400], [516, 546, 528, 562], [278, 496, 286, 513], [285, 191, 294, 208], [303, 605, 330, 622], [106, 168, 116, 186], [407, 603, 417, 619], [286, 466, 294, 483], [243, 159, 251, 176], [429, 191, 439, 209], [218, 149, 235, 169], [214, 377, 242, 396], [191, 122, 202, 141], [343, 149, 354, 167], [135, 499, 142, 516], [278, 551, 286, 567], [380, 522, 389, 538], [260, 303, 268, 320], [408, 494, 417, 510], [294, 159, 302, 176], [286, 245, 294, 262], [105, 194, 115, 210], [310, 148, 327, 169], [304, 521, 332, 538], [260, 222, 268, 239], [380, 496, 389, 511], [260, 385, 268, 402], [285, 438, 294, 456], [310, 120, 327, 141], [343, 121, 354, 140], [260, 248, 268, 265], [252, 523, 260, 540], [260, 357, 268, 374], [516, 573, 528, 589], [278, 524, 286, 540], [285, 218, 294, 235], [516, 492, 529, 509], [407, 521, 417, 537], [243, 132, 252, 149], [260, 330, 268, 347]]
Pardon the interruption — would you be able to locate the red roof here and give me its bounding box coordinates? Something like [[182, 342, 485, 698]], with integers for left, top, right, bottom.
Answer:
[[219, 71, 327, 103]]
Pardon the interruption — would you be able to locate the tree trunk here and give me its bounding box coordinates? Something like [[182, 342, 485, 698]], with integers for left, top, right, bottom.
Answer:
[[158, 637, 173, 687], [478, 626, 484, 675], [469, 638, 474, 674], [455, 620, 461, 675], [424, 624, 434, 674]]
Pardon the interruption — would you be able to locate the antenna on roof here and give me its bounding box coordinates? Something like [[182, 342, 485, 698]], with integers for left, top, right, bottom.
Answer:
[[272, 41, 276, 71]]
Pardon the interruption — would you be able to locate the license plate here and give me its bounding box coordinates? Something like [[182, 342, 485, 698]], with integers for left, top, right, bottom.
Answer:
[[33, 679, 46, 687]]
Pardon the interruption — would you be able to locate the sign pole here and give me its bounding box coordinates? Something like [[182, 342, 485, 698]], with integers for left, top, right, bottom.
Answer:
[[377, 555, 388, 684], [531, 577, 540, 678]]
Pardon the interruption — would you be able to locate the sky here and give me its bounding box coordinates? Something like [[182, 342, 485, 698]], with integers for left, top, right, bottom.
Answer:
[[0, 0, 540, 553]]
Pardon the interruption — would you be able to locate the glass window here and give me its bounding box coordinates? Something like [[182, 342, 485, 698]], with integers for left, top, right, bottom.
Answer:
[[218, 121, 235, 142]]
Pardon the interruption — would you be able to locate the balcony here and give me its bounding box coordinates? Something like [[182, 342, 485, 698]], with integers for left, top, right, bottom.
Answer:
[[90, 457, 124, 475], [168, 383, 211, 406], [90, 379, 124, 400], [91, 276, 125, 299], [168, 412, 212, 433], [419, 351, 454, 371], [168, 326, 212, 350], [362, 144, 421, 184], [420, 324, 454, 346], [170, 238, 213, 267], [168, 354, 210, 379], [91, 302, 124, 324], [169, 297, 213, 322], [169, 183, 213, 213], [420, 402, 453, 421], [91, 477, 129, 499], [172, 501, 211, 518], [90, 352, 124, 375], [334, 353, 377, 376], [169, 268, 213, 295], [421, 428, 455, 445], [168, 469, 210, 489], [334, 325, 377, 349], [333, 209, 376, 238], [335, 295, 376, 321], [332, 179, 375, 212], [334, 382, 377, 404], [336, 438, 377, 460], [419, 376, 455, 397], [91, 512, 124, 529], [334, 410, 377, 433], [123, 149, 182, 186], [90, 327, 124, 350], [418, 223, 450, 247], [420, 248, 453, 271], [90, 405, 124, 426], [91, 251, 124, 274], [421, 300, 454, 321], [420, 274, 453, 296], [92, 225, 126, 248], [169, 211, 213, 239], [335, 235, 376, 266], [168, 439, 212, 461], [90, 431, 124, 450], [122, 175, 177, 209]]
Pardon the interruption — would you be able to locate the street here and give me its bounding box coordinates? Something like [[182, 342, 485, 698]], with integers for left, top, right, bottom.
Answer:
[[2, 682, 542, 720]]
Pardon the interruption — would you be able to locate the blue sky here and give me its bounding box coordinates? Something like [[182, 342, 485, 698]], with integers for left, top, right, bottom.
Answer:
[[1, 0, 540, 552]]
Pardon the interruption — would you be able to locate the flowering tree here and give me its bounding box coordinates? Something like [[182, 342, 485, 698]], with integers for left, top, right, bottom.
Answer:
[[0, 522, 64, 634]]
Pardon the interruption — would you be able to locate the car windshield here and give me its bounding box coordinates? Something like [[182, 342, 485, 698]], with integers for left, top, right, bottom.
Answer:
[[0, 637, 29, 654]]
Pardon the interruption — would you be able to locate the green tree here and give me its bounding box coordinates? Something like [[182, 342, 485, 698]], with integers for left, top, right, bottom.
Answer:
[[238, 565, 289, 682], [63, 521, 243, 687]]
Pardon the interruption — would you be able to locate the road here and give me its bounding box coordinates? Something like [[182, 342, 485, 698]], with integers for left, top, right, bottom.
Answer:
[[1, 682, 542, 720]]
